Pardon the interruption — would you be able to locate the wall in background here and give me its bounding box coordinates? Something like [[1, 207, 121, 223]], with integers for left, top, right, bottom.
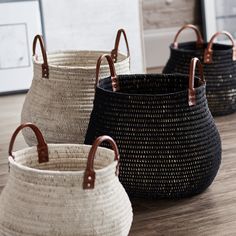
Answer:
[[42, 0, 145, 73], [142, 0, 201, 71]]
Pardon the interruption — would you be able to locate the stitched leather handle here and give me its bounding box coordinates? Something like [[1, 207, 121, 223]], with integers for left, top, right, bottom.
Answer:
[[173, 24, 204, 49], [188, 57, 205, 106], [9, 123, 49, 163], [32, 35, 49, 78], [95, 54, 118, 91], [83, 135, 119, 190], [204, 31, 236, 63], [111, 28, 130, 63]]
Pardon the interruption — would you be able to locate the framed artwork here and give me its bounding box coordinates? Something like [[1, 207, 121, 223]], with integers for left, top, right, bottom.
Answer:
[[0, 0, 145, 95], [0, 0, 43, 94], [202, 0, 236, 41]]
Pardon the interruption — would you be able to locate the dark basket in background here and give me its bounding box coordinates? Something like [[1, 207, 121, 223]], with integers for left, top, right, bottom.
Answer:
[[85, 55, 222, 199], [163, 24, 236, 116]]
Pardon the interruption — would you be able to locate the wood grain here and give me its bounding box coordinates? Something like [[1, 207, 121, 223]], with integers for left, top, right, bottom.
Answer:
[[142, 0, 201, 30], [1, 94, 236, 235]]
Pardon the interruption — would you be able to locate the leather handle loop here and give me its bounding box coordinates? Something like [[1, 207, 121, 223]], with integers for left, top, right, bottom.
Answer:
[[9, 123, 48, 163], [204, 31, 236, 63], [83, 135, 119, 190], [111, 28, 130, 63], [32, 35, 49, 78], [188, 57, 205, 106], [173, 24, 204, 49], [95, 54, 118, 91]]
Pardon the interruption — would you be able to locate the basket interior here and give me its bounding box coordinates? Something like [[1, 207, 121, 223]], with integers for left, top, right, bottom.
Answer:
[[175, 41, 233, 51], [100, 74, 203, 95], [36, 51, 127, 68], [14, 145, 114, 172]]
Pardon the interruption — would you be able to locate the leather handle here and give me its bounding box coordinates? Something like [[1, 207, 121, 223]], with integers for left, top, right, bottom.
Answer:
[[83, 135, 119, 190], [204, 31, 236, 63], [188, 57, 205, 106], [173, 24, 204, 49], [32, 35, 49, 78], [111, 28, 130, 63], [9, 123, 49, 163], [95, 54, 118, 91]]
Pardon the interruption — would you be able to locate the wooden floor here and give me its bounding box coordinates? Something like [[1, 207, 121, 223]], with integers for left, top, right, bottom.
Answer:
[[1, 94, 236, 235]]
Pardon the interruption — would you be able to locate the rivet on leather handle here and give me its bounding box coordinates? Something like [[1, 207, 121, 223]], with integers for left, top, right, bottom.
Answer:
[[83, 135, 120, 190], [9, 123, 49, 163], [95, 54, 119, 91], [33, 35, 49, 78], [173, 24, 204, 49], [188, 57, 205, 106], [111, 28, 130, 63], [204, 31, 236, 64]]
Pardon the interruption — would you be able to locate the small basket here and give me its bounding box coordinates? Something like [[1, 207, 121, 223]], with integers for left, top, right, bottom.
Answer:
[[21, 29, 130, 145], [0, 123, 133, 236], [163, 24, 236, 116]]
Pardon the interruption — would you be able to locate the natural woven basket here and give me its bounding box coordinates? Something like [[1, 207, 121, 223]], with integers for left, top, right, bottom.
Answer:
[[0, 123, 133, 236], [163, 24, 236, 116], [85, 54, 222, 199], [21, 29, 130, 146]]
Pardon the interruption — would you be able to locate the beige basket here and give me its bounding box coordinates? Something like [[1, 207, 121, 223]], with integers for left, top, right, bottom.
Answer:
[[21, 29, 130, 145], [0, 123, 133, 236]]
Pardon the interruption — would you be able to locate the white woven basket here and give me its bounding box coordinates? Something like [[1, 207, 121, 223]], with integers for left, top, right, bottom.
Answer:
[[0, 123, 133, 236], [21, 29, 130, 145]]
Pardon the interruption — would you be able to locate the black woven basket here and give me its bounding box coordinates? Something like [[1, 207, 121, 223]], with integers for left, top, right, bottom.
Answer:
[[85, 55, 221, 199], [163, 24, 236, 116]]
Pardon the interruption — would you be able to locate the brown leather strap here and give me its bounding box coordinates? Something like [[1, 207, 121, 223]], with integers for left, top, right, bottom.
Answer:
[[188, 57, 205, 106], [95, 54, 118, 91], [111, 28, 130, 63], [173, 24, 204, 49], [32, 35, 49, 78], [204, 31, 236, 63], [83, 135, 119, 190], [9, 123, 49, 163]]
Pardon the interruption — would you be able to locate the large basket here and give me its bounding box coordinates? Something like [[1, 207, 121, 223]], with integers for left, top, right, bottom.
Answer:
[[21, 29, 130, 145], [85, 55, 222, 199], [163, 24, 236, 116], [0, 123, 133, 236]]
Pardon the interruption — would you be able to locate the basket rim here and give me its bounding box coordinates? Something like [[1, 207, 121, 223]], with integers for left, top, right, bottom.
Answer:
[[170, 41, 234, 54], [33, 50, 129, 71], [9, 144, 117, 176], [97, 73, 205, 97]]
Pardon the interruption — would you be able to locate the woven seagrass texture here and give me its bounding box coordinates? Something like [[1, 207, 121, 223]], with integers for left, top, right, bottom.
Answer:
[[163, 42, 236, 116], [85, 72, 222, 198], [21, 50, 130, 146], [0, 143, 133, 236]]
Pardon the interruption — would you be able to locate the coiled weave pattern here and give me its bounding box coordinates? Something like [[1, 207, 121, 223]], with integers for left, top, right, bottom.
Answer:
[[163, 25, 236, 116], [0, 124, 133, 235], [85, 55, 222, 199], [21, 29, 130, 145]]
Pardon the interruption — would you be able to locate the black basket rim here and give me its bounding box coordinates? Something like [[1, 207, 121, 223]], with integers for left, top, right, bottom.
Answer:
[[170, 41, 234, 54], [97, 73, 205, 97]]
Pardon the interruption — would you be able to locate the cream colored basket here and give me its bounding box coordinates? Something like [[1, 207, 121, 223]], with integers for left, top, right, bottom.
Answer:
[[0, 123, 133, 236], [21, 29, 130, 145]]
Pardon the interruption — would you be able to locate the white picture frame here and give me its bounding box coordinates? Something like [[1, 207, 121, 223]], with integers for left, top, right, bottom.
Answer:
[[0, 0, 43, 94], [202, 0, 236, 42], [202, 0, 217, 41]]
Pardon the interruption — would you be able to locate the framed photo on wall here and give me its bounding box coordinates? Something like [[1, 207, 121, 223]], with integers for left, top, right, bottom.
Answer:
[[0, 0, 43, 94], [202, 0, 236, 42]]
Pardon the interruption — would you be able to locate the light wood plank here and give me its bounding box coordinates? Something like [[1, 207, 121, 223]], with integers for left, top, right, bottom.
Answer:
[[142, 0, 201, 30]]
